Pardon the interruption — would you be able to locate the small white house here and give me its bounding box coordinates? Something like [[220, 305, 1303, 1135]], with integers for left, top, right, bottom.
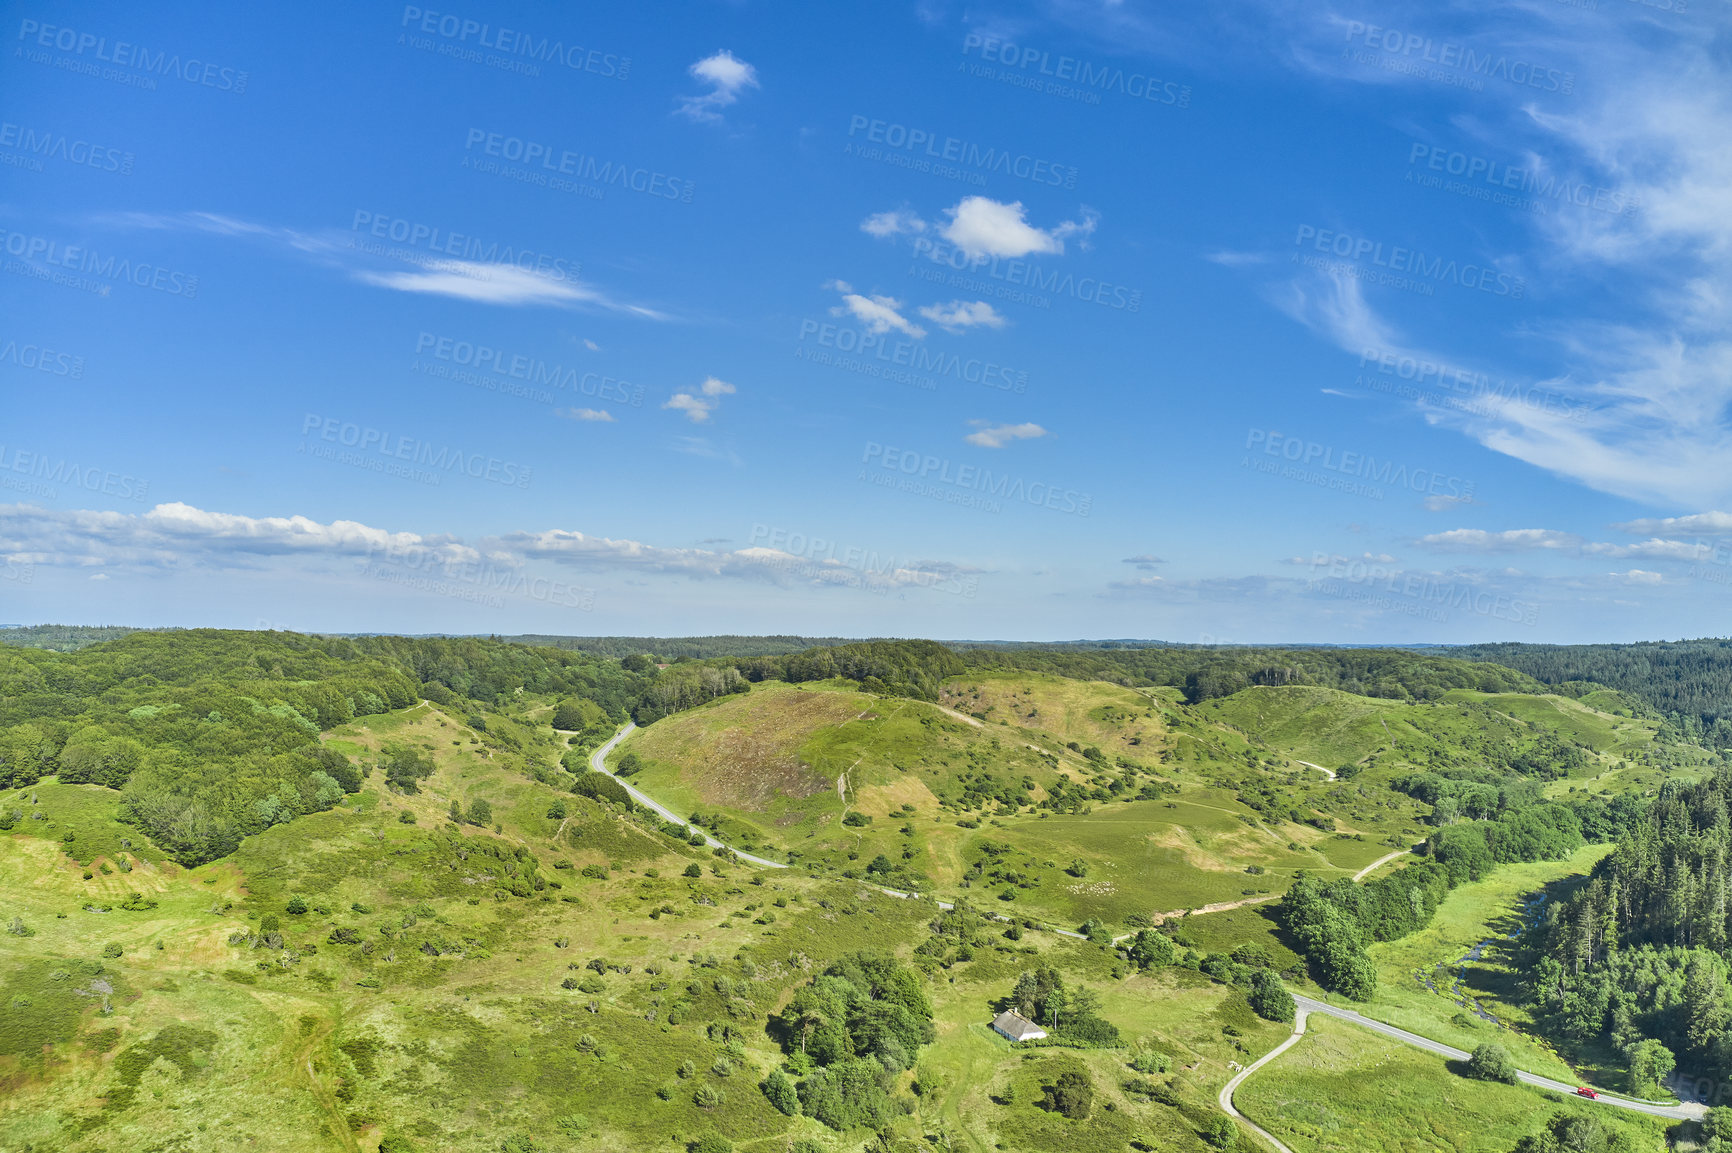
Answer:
[[991, 1010, 1048, 1042]]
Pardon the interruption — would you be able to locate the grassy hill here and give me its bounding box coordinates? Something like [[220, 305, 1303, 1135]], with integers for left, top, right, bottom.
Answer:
[[2, 632, 1716, 1153]]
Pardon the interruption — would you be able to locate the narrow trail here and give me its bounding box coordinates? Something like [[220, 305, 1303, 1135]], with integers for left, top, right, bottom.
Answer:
[[1352, 850, 1408, 882], [1295, 760, 1337, 781], [933, 702, 985, 727], [1219, 1008, 1308, 1153]]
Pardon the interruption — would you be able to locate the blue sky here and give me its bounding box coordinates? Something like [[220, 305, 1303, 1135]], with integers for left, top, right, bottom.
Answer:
[[3, 0, 1729, 642]]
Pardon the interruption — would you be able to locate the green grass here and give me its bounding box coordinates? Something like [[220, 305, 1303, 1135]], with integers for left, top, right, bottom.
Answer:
[[1237, 1013, 1671, 1152], [1299, 843, 1616, 1086]]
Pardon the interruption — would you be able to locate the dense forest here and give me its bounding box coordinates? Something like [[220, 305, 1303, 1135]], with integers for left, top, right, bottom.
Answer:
[[961, 644, 1547, 703], [1523, 767, 1732, 1091], [1455, 640, 1732, 740], [1282, 790, 1622, 999]]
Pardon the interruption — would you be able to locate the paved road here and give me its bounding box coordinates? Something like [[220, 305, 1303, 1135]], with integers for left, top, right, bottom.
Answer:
[[1292, 995, 1705, 1122], [1219, 1008, 1309, 1153], [1295, 760, 1337, 781], [587, 723, 788, 870]]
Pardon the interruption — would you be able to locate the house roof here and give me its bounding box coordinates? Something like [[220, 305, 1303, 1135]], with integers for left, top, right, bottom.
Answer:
[[991, 1010, 1047, 1041]]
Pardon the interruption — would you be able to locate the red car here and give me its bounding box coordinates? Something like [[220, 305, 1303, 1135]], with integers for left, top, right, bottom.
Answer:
[[1576, 1087, 1598, 1099]]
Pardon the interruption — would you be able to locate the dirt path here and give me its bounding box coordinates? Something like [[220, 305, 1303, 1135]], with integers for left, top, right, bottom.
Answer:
[[932, 703, 984, 727], [1352, 850, 1408, 882], [1296, 760, 1337, 781]]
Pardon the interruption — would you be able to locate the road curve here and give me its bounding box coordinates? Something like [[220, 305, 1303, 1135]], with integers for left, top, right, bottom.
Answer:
[[1352, 850, 1409, 882], [1296, 760, 1337, 781], [1219, 1008, 1309, 1153], [587, 723, 788, 869], [585, 725, 1091, 938], [1292, 995, 1705, 1122]]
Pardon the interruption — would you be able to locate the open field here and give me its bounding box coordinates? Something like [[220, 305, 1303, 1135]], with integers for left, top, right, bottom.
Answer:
[[1236, 1013, 1673, 1153]]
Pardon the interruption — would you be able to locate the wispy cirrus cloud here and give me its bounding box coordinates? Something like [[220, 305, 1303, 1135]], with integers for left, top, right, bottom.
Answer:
[[355, 260, 665, 316], [965, 421, 1047, 448]]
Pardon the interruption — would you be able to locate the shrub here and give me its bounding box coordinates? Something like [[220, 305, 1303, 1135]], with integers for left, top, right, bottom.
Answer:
[[397, 810, 416, 824], [101, 942, 123, 958], [1248, 971, 1295, 1023], [842, 812, 872, 827], [684, 863, 703, 878], [689, 1137, 732, 1153], [1204, 1117, 1238, 1148], [286, 895, 308, 915], [466, 799, 493, 826], [1466, 1042, 1519, 1084], [762, 1068, 799, 1115], [693, 1084, 726, 1109], [1130, 1051, 1170, 1074], [1040, 1070, 1094, 1119], [710, 1056, 735, 1078]]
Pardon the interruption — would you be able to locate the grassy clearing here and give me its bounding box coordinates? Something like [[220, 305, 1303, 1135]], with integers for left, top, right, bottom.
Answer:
[[1295, 844, 1615, 1085], [1237, 1013, 1671, 1153]]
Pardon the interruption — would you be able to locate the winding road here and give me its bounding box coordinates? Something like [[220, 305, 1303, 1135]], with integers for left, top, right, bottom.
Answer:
[[587, 722, 788, 870], [584, 723, 1090, 938], [1219, 1008, 1309, 1153]]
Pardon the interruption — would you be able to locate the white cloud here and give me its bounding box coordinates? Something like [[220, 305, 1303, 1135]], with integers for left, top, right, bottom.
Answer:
[[917, 299, 1007, 333], [862, 210, 927, 238], [1204, 250, 1271, 267], [556, 408, 616, 422], [1609, 569, 1665, 584], [583, 339, 601, 351], [1424, 494, 1477, 512], [354, 260, 663, 317], [1418, 527, 1705, 562], [0, 501, 476, 569], [825, 280, 926, 337], [940, 197, 1098, 260], [1613, 511, 1732, 536], [678, 50, 758, 121], [965, 421, 1047, 448], [1419, 529, 1582, 553], [1123, 554, 1165, 569], [663, 377, 736, 423]]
